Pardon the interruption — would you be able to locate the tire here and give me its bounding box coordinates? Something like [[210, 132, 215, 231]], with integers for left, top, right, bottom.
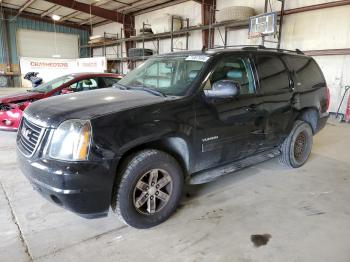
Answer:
[[216, 6, 255, 23], [279, 120, 313, 168], [113, 149, 184, 229]]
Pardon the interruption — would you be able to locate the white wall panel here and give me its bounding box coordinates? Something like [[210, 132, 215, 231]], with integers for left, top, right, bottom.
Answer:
[[315, 56, 350, 113], [135, 1, 203, 52], [281, 6, 350, 50]]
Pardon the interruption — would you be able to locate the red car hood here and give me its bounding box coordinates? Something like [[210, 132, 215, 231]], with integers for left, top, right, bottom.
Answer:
[[0, 92, 42, 104]]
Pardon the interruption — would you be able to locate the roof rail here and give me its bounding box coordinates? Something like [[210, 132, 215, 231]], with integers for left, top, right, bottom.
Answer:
[[208, 45, 265, 50], [207, 45, 305, 55], [260, 47, 305, 55]]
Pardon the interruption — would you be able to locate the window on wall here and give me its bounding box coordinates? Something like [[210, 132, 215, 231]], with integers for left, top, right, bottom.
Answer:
[[255, 55, 290, 94]]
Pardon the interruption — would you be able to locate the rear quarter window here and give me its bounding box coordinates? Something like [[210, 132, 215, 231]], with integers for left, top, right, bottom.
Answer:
[[283, 55, 326, 91], [255, 55, 290, 94]]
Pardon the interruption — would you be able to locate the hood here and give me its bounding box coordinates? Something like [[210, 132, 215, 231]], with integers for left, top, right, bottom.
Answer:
[[25, 88, 167, 128], [0, 91, 40, 104]]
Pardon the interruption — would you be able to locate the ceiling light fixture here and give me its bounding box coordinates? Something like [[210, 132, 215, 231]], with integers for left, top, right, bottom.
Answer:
[[52, 14, 61, 21]]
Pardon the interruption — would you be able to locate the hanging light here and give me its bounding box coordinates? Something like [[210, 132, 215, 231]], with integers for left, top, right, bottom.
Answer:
[[52, 15, 61, 58], [52, 14, 61, 21]]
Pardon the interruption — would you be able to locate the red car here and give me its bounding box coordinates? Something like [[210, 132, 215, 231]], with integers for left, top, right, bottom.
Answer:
[[0, 73, 123, 131]]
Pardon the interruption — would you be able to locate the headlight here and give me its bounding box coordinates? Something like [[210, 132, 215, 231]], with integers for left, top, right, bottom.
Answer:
[[49, 119, 92, 161]]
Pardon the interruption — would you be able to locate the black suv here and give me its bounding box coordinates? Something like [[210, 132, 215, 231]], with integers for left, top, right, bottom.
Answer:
[[17, 47, 329, 229]]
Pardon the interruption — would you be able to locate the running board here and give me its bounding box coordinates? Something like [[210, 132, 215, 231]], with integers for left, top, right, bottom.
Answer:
[[188, 149, 281, 185]]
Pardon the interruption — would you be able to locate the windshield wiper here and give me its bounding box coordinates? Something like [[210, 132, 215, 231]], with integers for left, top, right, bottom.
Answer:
[[113, 83, 167, 97]]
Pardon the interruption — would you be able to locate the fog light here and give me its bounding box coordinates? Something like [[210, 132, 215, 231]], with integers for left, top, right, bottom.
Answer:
[[4, 120, 12, 126]]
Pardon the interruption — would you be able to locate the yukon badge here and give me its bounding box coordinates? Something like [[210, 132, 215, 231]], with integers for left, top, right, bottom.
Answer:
[[202, 136, 219, 143]]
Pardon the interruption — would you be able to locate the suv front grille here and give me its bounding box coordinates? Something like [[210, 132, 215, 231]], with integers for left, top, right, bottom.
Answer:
[[18, 117, 44, 156]]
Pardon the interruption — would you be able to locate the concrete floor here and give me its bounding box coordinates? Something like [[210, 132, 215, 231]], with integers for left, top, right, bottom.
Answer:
[[1, 87, 350, 261]]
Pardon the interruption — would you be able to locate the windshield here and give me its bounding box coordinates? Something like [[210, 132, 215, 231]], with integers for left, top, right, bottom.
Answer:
[[118, 56, 208, 96], [31, 75, 74, 93]]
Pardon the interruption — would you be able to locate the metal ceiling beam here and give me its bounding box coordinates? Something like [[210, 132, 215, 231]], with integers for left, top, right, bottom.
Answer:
[[60, 10, 80, 21], [3, 7, 90, 31], [79, 16, 98, 25], [117, 0, 163, 12], [131, 0, 195, 15], [44, 0, 133, 23], [19, 0, 36, 13], [60, 0, 111, 23], [41, 5, 61, 17], [283, 0, 350, 15]]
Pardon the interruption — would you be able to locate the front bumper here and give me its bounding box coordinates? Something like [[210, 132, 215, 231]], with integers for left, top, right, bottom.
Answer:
[[17, 149, 120, 218]]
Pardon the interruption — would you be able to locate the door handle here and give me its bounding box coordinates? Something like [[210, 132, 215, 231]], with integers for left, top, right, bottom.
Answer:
[[246, 104, 257, 112]]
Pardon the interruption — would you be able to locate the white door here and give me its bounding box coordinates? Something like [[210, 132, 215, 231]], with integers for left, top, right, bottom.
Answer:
[[17, 29, 79, 59]]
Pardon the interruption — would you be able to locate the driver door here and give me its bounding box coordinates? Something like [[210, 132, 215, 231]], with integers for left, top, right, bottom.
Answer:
[[193, 55, 265, 172]]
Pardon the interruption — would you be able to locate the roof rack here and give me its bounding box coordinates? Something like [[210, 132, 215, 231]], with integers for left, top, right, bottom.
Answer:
[[208, 45, 265, 50], [207, 45, 305, 55], [256, 47, 305, 55]]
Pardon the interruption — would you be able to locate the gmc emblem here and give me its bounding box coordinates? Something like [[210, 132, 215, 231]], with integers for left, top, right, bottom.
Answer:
[[21, 126, 32, 141]]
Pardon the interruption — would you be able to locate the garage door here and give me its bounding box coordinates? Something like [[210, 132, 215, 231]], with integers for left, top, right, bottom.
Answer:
[[17, 29, 79, 59]]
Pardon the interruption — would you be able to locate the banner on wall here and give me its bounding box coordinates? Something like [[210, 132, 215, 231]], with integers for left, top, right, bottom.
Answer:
[[19, 57, 107, 87]]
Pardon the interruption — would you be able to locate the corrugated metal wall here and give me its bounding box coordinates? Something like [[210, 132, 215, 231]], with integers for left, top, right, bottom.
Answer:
[[6, 15, 89, 64], [0, 13, 9, 65]]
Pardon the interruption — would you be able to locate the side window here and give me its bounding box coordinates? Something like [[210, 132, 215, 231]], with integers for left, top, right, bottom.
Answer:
[[283, 56, 326, 90], [104, 77, 121, 87], [207, 56, 255, 95], [255, 55, 290, 94], [69, 78, 99, 92]]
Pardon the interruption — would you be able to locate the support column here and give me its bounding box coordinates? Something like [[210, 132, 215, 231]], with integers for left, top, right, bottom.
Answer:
[[202, 0, 216, 49], [123, 14, 135, 69]]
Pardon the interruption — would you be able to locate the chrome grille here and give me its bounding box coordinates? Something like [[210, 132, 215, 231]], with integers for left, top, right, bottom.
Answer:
[[18, 117, 44, 156]]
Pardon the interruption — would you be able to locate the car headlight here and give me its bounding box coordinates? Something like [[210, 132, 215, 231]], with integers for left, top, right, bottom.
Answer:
[[48, 119, 92, 161]]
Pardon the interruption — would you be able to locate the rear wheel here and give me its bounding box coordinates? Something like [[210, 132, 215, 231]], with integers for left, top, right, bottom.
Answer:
[[279, 120, 313, 168], [112, 149, 183, 229]]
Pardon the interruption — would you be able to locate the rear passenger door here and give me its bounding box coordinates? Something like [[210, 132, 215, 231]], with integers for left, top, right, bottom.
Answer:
[[254, 54, 295, 149]]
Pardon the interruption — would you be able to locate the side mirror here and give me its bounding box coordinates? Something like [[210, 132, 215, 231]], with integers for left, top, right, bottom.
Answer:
[[205, 80, 240, 99]]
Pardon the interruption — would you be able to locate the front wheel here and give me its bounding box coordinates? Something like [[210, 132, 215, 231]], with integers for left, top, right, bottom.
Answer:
[[112, 149, 183, 229], [279, 120, 313, 168]]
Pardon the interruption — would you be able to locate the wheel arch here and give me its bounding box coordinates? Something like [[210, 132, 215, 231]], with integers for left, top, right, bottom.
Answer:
[[116, 136, 191, 178], [110, 136, 191, 209], [297, 107, 319, 134]]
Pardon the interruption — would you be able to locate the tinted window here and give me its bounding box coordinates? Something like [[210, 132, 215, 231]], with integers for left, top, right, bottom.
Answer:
[[104, 77, 121, 87], [206, 56, 255, 95], [69, 78, 99, 92], [255, 55, 290, 94], [283, 55, 325, 90], [31, 75, 74, 93]]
